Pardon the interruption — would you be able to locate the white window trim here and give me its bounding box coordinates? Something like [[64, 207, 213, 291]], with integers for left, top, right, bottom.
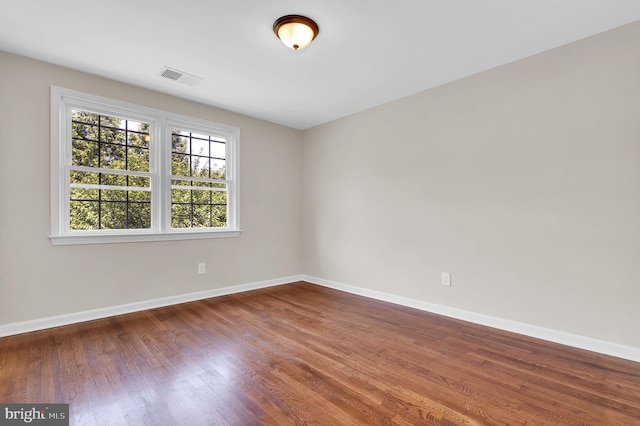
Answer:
[[50, 86, 241, 245]]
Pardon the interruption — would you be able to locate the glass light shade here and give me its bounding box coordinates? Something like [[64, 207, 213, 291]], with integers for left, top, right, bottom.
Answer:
[[273, 15, 319, 50]]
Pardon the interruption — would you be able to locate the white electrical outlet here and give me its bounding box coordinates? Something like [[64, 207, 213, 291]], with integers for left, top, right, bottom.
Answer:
[[442, 272, 451, 287], [198, 263, 206, 275]]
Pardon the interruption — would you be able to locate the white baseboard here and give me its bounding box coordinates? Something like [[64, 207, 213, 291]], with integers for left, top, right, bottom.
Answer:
[[0, 275, 304, 338], [3, 274, 639, 363], [302, 275, 640, 363]]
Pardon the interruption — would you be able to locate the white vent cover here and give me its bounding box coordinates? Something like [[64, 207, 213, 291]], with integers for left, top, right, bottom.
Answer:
[[158, 66, 203, 86]]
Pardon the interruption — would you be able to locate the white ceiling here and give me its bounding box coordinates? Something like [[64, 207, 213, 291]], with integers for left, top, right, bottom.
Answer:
[[1, 1, 639, 130]]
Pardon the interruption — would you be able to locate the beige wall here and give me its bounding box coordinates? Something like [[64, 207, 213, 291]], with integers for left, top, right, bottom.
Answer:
[[2, 22, 639, 350], [302, 22, 640, 347], [0, 52, 303, 325]]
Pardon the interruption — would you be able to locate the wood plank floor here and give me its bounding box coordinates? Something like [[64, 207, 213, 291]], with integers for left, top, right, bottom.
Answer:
[[1, 282, 639, 425]]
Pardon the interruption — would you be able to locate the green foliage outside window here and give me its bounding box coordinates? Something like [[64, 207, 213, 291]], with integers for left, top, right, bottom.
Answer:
[[69, 111, 228, 231], [170, 128, 227, 228], [70, 111, 151, 230]]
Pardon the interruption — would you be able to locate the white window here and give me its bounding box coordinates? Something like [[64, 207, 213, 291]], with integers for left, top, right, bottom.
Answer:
[[50, 86, 240, 245]]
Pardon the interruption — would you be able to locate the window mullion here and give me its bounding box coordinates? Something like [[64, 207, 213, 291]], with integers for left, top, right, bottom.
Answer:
[[156, 116, 171, 233], [98, 115, 103, 230]]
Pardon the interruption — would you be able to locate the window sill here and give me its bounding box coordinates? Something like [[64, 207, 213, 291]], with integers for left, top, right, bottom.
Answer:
[[49, 229, 242, 246]]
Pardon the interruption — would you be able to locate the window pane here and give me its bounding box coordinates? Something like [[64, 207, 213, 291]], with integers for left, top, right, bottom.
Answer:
[[192, 189, 210, 204], [191, 138, 209, 157], [170, 187, 227, 229], [101, 202, 127, 229], [210, 141, 225, 159], [72, 140, 99, 167], [172, 133, 189, 153], [127, 147, 149, 172], [172, 153, 189, 176], [100, 127, 126, 145], [171, 129, 226, 181], [72, 122, 98, 141], [171, 203, 191, 228], [212, 206, 227, 227], [192, 204, 211, 227], [210, 159, 226, 179], [128, 203, 151, 229], [128, 130, 150, 148], [100, 144, 126, 169], [172, 189, 191, 204], [70, 201, 99, 230], [191, 156, 208, 177], [212, 190, 227, 205]]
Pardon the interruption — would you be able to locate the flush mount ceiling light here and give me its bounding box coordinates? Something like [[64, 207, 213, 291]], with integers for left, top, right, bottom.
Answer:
[[273, 15, 319, 50]]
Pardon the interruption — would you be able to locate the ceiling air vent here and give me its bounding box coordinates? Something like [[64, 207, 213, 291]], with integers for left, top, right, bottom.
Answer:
[[159, 66, 203, 87]]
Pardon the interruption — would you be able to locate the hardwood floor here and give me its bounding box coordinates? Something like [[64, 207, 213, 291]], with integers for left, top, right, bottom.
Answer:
[[1, 282, 639, 425]]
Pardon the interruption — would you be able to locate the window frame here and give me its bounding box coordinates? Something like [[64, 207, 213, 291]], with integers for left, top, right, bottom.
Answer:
[[50, 86, 241, 245]]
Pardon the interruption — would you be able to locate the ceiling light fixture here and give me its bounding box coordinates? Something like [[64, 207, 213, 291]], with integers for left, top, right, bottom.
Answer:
[[273, 15, 319, 50]]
